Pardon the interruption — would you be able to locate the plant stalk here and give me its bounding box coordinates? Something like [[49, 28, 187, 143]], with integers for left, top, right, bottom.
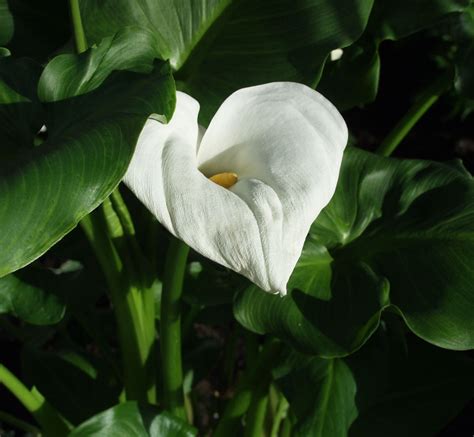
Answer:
[[376, 73, 452, 157], [81, 208, 156, 403], [0, 410, 40, 435], [214, 338, 282, 437], [160, 237, 190, 419], [244, 384, 269, 437], [69, 0, 88, 54], [0, 364, 69, 436]]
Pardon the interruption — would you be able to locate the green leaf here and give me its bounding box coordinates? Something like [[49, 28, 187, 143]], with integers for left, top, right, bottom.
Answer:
[[277, 326, 474, 437], [79, 0, 375, 123], [348, 326, 474, 437], [455, 8, 474, 99], [0, 29, 175, 278], [317, 40, 380, 110], [367, 0, 470, 41], [0, 266, 70, 325], [319, 0, 471, 109], [22, 347, 121, 425], [234, 147, 474, 355], [278, 356, 357, 437], [69, 402, 196, 437], [0, 0, 13, 46]]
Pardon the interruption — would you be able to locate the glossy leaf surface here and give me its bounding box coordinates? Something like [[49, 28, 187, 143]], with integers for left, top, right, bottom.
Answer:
[[79, 0, 375, 122], [235, 147, 474, 355], [0, 29, 175, 278], [69, 402, 196, 437]]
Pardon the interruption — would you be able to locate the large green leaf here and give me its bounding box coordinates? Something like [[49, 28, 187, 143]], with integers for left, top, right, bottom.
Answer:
[[278, 355, 357, 437], [348, 325, 474, 437], [318, 0, 471, 109], [234, 147, 474, 355], [0, 262, 82, 325], [0, 29, 175, 278], [317, 39, 380, 110], [277, 326, 474, 437], [367, 0, 470, 41], [69, 402, 196, 437], [0, 0, 13, 46], [79, 0, 374, 123]]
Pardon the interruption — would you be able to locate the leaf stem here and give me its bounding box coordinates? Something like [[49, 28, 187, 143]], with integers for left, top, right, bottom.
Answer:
[[270, 395, 289, 437], [0, 410, 40, 435], [0, 364, 69, 436], [68, 0, 88, 54], [214, 338, 282, 437], [244, 384, 269, 437], [160, 237, 190, 419], [81, 207, 156, 403], [376, 73, 452, 157]]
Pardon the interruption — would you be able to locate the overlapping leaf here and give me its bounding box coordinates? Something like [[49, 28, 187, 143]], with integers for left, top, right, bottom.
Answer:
[[79, 0, 374, 123], [276, 327, 474, 437], [235, 147, 474, 355], [318, 0, 471, 109], [69, 402, 196, 437], [0, 28, 175, 278]]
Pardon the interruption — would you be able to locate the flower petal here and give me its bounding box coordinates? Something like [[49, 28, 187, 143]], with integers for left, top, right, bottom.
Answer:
[[124, 92, 280, 291], [126, 85, 347, 295], [197, 82, 348, 294]]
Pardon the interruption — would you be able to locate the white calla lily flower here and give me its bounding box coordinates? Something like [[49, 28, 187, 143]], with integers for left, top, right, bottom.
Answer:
[[125, 82, 347, 295]]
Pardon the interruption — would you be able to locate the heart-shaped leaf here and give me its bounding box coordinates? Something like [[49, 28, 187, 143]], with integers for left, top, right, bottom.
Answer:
[[234, 147, 474, 355], [69, 402, 196, 437], [276, 325, 474, 437], [0, 29, 175, 278], [79, 0, 375, 123]]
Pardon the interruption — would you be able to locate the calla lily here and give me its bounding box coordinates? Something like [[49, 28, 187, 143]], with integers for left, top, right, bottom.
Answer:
[[125, 82, 348, 295]]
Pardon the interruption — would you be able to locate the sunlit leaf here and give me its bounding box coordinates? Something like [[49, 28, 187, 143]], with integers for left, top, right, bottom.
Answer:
[[235, 147, 474, 355], [69, 402, 196, 437], [79, 0, 375, 123], [0, 29, 175, 278]]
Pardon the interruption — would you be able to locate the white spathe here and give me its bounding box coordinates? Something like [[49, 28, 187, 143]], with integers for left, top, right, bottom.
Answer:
[[125, 82, 348, 295]]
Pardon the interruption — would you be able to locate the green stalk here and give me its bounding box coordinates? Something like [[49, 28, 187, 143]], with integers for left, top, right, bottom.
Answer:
[[0, 364, 69, 436], [69, 0, 156, 404], [376, 73, 452, 157], [214, 338, 282, 437], [0, 410, 40, 435], [270, 395, 289, 437], [81, 209, 156, 403], [69, 0, 88, 54], [160, 237, 190, 419], [244, 384, 269, 437], [280, 416, 292, 437]]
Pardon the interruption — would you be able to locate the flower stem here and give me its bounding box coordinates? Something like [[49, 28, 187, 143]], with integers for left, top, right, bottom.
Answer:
[[69, 0, 156, 405], [375, 73, 452, 157], [0, 363, 69, 436], [0, 410, 40, 435], [160, 237, 190, 419], [81, 206, 156, 403], [68, 0, 88, 54], [244, 384, 269, 437], [214, 338, 282, 437], [270, 394, 289, 437]]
